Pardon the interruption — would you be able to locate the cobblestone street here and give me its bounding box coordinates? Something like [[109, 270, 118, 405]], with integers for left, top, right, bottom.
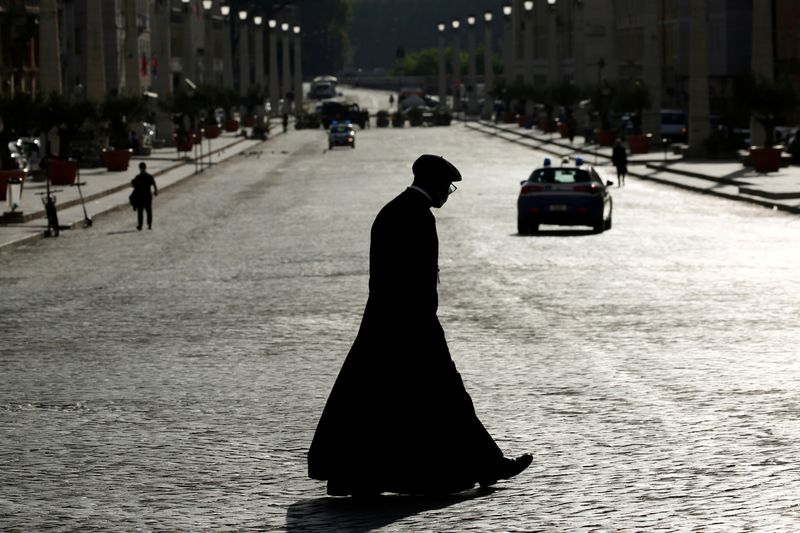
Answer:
[[2, 124, 799, 531]]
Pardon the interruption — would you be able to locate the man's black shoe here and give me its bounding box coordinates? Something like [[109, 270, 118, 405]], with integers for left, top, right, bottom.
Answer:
[[479, 454, 533, 488]]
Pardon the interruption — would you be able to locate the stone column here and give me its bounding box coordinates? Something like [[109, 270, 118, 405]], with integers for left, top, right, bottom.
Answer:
[[451, 20, 461, 114], [86, 0, 107, 101], [39, 0, 62, 95], [281, 23, 291, 105], [123, 0, 141, 95], [151, 0, 172, 142], [268, 20, 279, 115], [293, 27, 303, 114], [751, 0, 774, 147], [483, 12, 494, 119], [467, 17, 478, 116], [642, 0, 662, 140], [687, 0, 710, 154], [437, 24, 446, 110]]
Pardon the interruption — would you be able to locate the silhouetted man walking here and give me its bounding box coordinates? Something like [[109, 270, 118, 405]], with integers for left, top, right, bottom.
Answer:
[[308, 154, 532, 496], [130, 162, 158, 230], [612, 140, 628, 187]]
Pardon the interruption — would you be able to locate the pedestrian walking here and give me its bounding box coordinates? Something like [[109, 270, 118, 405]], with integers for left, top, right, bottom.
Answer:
[[130, 162, 158, 230], [308, 154, 532, 497], [612, 139, 628, 187]]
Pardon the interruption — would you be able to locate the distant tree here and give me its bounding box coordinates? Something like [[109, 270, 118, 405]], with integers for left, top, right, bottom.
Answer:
[[391, 46, 500, 77]]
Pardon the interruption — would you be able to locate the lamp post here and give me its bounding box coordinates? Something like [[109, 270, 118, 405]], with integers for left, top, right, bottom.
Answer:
[[85, 0, 106, 100], [641, 0, 661, 141], [451, 19, 461, 114], [281, 22, 292, 109], [253, 16, 265, 91], [466, 15, 477, 116], [181, 0, 195, 86], [437, 22, 446, 111], [123, 0, 140, 94], [293, 25, 303, 114], [268, 19, 279, 116], [220, 5, 234, 90], [546, 0, 559, 83], [202, 0, 214, 86], [238, 9, 250, 96], [39, 0, 62, 95], [687, 0, 710, 154], [502, 3, 513, 85], [483, 10, 494, 119], [523, 0, 534, 85]]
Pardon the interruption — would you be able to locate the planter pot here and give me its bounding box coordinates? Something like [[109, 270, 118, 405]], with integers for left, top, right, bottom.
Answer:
[[391, 117, 404, 128], [204, 125, 221, 139], [750, 146, 782, 173], [627, 134, 652, 154], [48, 159, 79, 185], [102, 148, 133, 172], [595, 129, 617, 147], [539, 119, 555, 133], [191, 130, 203, 144], [175, 136, 193, 152], [224, 119, 240, 132], [0, 169, 25, 202], [502, 111, 516, 124], [376, 117, 389, 127], [558, 123, 570, 138], [242, 116, 256, 127]]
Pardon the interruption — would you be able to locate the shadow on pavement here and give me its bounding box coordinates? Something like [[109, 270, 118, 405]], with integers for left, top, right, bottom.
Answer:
[[106, 230, 140, 235], [284, 488, 492, 532], [514, 229, 599, 237]]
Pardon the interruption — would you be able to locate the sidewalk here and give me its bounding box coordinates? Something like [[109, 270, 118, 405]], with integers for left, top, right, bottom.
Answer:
[[0, 124, 286, 251], [466, 120, 800, 215]]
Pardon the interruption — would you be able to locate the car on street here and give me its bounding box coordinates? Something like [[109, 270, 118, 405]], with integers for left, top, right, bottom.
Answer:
[[328, 121, 356, 149], [517, 162, 614, 234]]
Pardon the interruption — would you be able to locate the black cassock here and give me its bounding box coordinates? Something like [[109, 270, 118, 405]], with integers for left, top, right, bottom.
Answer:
[[308, 187, 503, 495]]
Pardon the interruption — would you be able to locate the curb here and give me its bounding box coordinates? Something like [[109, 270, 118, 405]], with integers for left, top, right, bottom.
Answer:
[[464, 121, 800, 216], [0, 135, 268, 252]]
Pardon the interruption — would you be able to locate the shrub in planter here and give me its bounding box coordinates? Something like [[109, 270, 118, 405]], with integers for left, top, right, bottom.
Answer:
[[407, 107, 424, 127], [242, 115, 256, 128], [225, 119, 240, 132], [101, 148, 132, 171], [204, 123, 222, 139], [627, 133, 652, 154], [432, 110, 452, 126], [595, 129, 617, 147], [391, 113, 405, 128], [376, 110, 390, 127]]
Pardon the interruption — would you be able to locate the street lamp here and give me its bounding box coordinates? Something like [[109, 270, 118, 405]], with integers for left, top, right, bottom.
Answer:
[[483, 10, 494, 119], [268, 18, 279, 115], [466, 15, 477, 116], [281, 22, 291, 106], [253, 16, 265, 94], [238, 9, 249, 96], [547, 0, 558, 83], [220, 5, 229, 16], [503, 3, 512, 17], [437, 22, 446, 110], [292, 25, 303, 114], [202, 1, 214, 86], [451, 19, 461, 113], [524, 1, 534, 11], [180, 0, 195, 85], [502, 3, 513, 84], [523, 0, 534, 87]]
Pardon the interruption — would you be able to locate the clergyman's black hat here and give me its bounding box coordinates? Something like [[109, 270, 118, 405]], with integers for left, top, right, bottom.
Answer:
[[412, 154, 462, 182]]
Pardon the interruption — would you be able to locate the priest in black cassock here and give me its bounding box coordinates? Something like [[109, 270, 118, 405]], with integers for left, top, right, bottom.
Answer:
[[308, 154, 532, 496]]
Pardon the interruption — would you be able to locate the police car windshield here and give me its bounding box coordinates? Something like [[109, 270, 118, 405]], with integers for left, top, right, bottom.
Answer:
[[528, 168, 591, 184]]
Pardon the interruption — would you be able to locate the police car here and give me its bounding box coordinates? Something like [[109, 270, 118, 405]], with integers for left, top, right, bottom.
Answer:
[[517, 157, 614, 234], [328, 120, 356, 150]]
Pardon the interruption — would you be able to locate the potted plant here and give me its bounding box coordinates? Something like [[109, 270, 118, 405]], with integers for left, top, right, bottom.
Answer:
[[591, 81, 617, 146], [391, 112, 405, 128], [734, 74, 797, 173], [100, 94, 146, 171], [39, 94, 97, 184], [432, 109, 452, 126], [614, 81, 652, 154], [376, 110, 390, 128], [407, 107, 424, 127]]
